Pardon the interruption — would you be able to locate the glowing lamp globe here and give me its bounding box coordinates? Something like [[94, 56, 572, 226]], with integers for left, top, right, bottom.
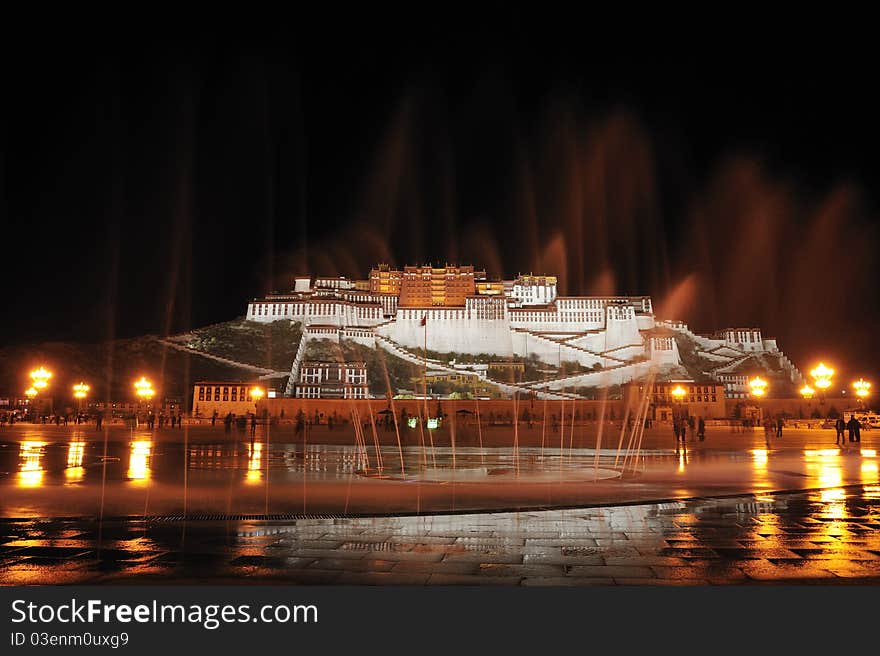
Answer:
[[853, 378, 871, 399], [810, 363, 834, 390], [749, 376, 768, 398], [30, 366, 52, 390], [73, 382, 90, 399], [134, 377, 155, 399]]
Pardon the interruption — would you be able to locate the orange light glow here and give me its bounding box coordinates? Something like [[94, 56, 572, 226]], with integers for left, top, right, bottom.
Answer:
[[246, 441, 263, 484], [749, 376, 768, 398], [127, 440, 152, 483], [30, 366, 52, 390], [134, 377, 155, 399], [853, 378, 871, 399], [810, 362, 834, 390], [18, 440, 46, 488]]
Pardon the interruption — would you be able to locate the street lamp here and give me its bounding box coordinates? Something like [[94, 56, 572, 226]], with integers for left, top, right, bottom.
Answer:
[[250, 386, 265, 406], [134, 377, 155, 400], [853, 378, 871, 409], [749, 376, 768, 435], [134, 377, 155, 429], [670, 385, 687, 402], [73, 382, 89, 416], [73, 382, 89, 399], [25, 387, 37, 414], [800, 385, 815, 400], [809, 362, 834, 418], [749, 376, 768, 399], [670, 385, 687, 448], [30, 367, 52, 390]]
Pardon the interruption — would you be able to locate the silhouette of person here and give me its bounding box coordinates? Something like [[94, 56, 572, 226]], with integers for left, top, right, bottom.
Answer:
[[835, 417, 846, 444], [847, 415, 861, 443]]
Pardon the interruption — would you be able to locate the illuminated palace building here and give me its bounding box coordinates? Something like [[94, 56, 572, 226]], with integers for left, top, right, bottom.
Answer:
[[246, 265, 803, 400]]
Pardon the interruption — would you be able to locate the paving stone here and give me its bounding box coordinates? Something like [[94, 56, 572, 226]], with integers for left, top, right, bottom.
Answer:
[[393, 561, 479, 575], [477, 563, 566, 577], [615, 577, 710, 585], [522, 577, 615, 586], [309, 558, 396, 572], [336, 572, 430, 585], [567, 565, 655, 578], [427, 574, 523, 585]]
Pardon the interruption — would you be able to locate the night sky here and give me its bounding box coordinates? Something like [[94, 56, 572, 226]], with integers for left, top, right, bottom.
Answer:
[[2, 17, 878, 381]]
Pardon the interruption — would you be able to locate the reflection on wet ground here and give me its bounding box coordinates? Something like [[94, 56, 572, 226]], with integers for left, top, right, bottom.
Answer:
[[2, 425, 880, 584], [2, 426, 879, 517], [2, 486, 880, 585]]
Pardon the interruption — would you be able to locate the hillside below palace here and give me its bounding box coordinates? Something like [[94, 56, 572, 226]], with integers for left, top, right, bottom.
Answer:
[[245, 265, 803, 400]]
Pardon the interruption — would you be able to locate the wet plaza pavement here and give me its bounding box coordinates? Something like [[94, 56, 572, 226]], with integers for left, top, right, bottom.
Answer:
[[2, 485, 880, 585], [2, 424, 880, 584]]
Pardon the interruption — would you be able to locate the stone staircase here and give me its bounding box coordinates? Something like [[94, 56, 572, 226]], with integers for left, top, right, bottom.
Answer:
[[373, 334, 576, 400], [158, 339, 288, 377], [516, 329, 619, 367]]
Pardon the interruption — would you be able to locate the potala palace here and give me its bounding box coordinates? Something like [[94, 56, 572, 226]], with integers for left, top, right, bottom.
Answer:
[[244, 265, 803, 400]]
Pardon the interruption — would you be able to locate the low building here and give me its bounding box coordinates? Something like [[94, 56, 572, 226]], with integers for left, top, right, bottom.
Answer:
[[192, 382, 263, 418], [295, 361, 369, 399], [623, 379, 726, 421]]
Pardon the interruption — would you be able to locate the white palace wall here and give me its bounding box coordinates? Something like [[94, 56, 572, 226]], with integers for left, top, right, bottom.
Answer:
[[381, 308, 515, 356]]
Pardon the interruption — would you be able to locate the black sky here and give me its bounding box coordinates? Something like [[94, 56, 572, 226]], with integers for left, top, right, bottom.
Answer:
[[2, 16, 878, 381]]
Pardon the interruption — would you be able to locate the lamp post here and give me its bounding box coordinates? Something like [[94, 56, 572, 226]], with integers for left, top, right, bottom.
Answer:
[[800, 385, 815, 426], [29, 367, 53, 419], [250, 386, 265, 437], [30, 367, 52, 391], [853, 378, 871, 410], [670, 384, 686, 450], [134, 377, 155, 427], [24, 387, 37, 421], [73, 382, 89, 417], [250, 386, 265, 409], [809, 362, 834, 415], [749, 376, 768, 442]]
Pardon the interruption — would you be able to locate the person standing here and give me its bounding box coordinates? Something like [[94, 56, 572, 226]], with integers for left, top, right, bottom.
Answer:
[[835, 416, 846, 444], [698, 416, 706, 442], [250, 413, 257, 436], [847, 414, 861, 443], [211, 410, 218, 428], [776, 416, 784, 438]]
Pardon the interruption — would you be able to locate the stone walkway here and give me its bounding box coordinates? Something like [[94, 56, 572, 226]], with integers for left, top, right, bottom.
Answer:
[[3, 484, 880, 585]]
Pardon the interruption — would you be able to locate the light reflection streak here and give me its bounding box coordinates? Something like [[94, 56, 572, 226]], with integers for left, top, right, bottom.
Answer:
[[246, 441, 263, 484], [66, 440, 85, 482], [18, 440, 46, 488], [127, 440, 153, 483], [860, 460, 878, 484]]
